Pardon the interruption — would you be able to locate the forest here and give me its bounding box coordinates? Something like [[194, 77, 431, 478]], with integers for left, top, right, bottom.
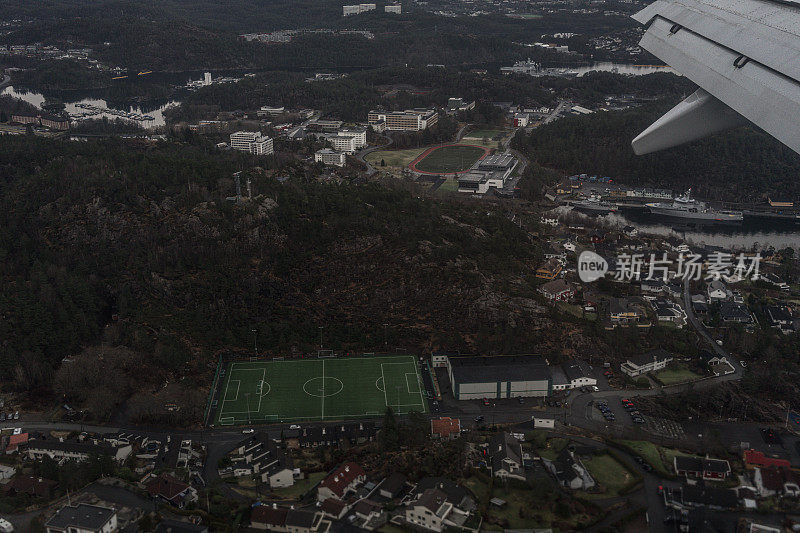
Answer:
[[512, 100, 800, 202]]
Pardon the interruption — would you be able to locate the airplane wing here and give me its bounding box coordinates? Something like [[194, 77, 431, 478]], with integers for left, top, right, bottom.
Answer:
[[630, 0, 800, 156]]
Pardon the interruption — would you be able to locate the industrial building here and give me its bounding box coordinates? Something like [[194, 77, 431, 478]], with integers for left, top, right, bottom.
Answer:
[[446, 355, 552, 400], [457, 152, 517, 194], [368, 109, 438, 131], [385, 4, 402, 13]]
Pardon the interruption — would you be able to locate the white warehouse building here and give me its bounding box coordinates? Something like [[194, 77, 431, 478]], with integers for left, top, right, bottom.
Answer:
[[446, 355, 552, 400]]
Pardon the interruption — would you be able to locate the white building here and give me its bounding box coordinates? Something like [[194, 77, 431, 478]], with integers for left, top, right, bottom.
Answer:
[[620, 349, 673, 377], [203, 72, 211, 85], [328, 135, 357, 154], [337, 128, 367, 148], [45, 504, 117, 533], [385, 4, 402, 13], [404, 488, 470, 532], [368, 109, 438, 131], [315, 149, 346, 167], [343, 3, 376, 16], [230, 131, 274, 155]]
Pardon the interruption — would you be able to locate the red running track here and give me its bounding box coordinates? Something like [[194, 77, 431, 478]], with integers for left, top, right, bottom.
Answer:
[[407, 143, 491, 175]]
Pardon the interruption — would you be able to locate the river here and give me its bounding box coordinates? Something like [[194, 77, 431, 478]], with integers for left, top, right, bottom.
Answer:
[[1, 86, 179, 129]]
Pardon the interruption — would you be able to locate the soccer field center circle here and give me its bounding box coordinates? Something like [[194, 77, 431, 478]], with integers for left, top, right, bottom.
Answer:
[[303, 376, 344, 397], [408, 143, 491, 175], [215, 355, 428, 424]]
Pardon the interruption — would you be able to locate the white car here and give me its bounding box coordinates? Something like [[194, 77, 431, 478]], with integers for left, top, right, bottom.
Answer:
[[242, 428, 255, 434], [591, 385, 600, 392], [289, 424, 301, 430], [0, 517, 14, 532]]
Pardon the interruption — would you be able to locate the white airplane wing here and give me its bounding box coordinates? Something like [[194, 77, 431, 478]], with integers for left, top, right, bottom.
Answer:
[[630, 0, 800, 156]]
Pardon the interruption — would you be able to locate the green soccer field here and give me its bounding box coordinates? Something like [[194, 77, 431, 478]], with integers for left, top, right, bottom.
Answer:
[[215, 355, 427, 425], [414, 145, 487, 173]]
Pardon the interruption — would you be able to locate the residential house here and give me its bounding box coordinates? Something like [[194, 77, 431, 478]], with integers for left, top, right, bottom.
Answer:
[[700, 351, 734, 375], [3, 475, 58, 499], [536, 258, 563, 280], [45, 503, 117, 533], [674, 456, 731, 480], [317, 462, 366, 502], [743, 449, 791, 470], [145, 473, 198, 508], [691, 294, 709, 313], [289, 423, 376, 449], [543, 446, 595, 490], [753, 467, 800, 497], [251, 505, 289, 531], [550, 365, 569, 392], [641, 279, 665, 293], [430, 417, 461, 440], [320, 498, 348, 520], [562, 361, 596, 389], [609, 298, 642, 326], [539, 279, 575, 302], [765, 305, 794, 330], [621, 349, 673, 377], [0, 464, 15, 480], [404, 488, 473, 533], [719, 301, 753, 324], [707, 280, 731, 301], [352, 499, 387, 530], [378, 472, 408, 499], [285, 509, 330, 533], [488, 433, 524, 481], [231, 435, 296, 487], [27, 439, 132, 464], [413, 478, 475, 512], [5, 432, 28, 454], [651, 298, 685, 326], [679, 484, 738, 510]]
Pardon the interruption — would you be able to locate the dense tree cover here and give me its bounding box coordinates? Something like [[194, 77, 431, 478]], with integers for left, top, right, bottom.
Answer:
[[0, 136, 569, 420], [0, 0, 643, 80], [512, 100, 800, 202]]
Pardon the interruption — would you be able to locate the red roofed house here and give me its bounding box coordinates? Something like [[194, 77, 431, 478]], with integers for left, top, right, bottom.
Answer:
[[5, 433, 28, 454], [431, 417, 461, 440], [2, 475, 58, 498], [251, 504, 289, 531], [744, 449, 791, 469], [320, 498, 348, 519], [145, 473, 198, 508], [754, 467, 800, 497], [317, 462, 366, 502]]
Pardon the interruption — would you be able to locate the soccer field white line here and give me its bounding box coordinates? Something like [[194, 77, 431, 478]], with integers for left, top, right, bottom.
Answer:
[[321, 359, 325, 421], [223, 379, 241, 403]]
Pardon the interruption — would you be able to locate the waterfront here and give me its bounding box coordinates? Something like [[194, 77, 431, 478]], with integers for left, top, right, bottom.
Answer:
[[561, 206, 800, 250], [1, 86, 179, 129]]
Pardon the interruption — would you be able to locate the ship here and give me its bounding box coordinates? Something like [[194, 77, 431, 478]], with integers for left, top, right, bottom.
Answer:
[[646, 189, 743, 223], [572, 195, 618, 215]]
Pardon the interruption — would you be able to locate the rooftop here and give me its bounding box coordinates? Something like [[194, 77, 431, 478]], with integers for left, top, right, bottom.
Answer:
[[46, 504, 115, 530], [448, 355, 550, 385]]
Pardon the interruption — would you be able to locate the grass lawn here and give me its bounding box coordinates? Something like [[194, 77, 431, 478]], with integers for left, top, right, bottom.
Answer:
[[414, 145, 486, 173], [538, 437, 568, 460], [437, 177, 459, 192], [555, 301, 583, 318], [464, 129, 505, 140], [365, 148, 425, 167], [580, 453, 635, 499], [271, 471, 326, 499], [654, 365, 702, 385], [617, 440, 693, 476], [215, 355, 426, 425]]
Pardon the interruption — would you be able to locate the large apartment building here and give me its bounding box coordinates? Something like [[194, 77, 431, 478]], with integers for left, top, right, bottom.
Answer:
[[315, 149, 346, 167], [230, 131, 274, 155], [343, 3, 376, 16], [368, 109, 438, 131]]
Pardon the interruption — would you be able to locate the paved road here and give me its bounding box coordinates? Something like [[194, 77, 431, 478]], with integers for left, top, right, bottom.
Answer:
[[355, 134, 393, 176], [683, 275, 741, 374], [543, 99, 571, 124]]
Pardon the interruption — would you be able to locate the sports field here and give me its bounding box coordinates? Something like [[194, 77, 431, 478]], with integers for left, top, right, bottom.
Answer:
[[410, 144, 489, 174], [215, 355, 427, 425]]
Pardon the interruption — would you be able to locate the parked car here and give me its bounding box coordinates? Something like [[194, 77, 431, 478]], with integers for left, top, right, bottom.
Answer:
[[289, 424, 301, 430], [482, 398, 490, 406], [242, 428, 254, 434]]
